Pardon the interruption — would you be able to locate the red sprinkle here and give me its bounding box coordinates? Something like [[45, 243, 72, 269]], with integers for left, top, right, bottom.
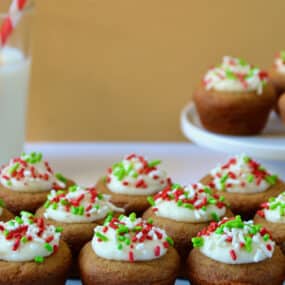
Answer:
[[230, 249, 237, 261]]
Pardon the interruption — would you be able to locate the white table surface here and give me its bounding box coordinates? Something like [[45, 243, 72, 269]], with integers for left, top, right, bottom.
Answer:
[[24, 142, 285, 285]]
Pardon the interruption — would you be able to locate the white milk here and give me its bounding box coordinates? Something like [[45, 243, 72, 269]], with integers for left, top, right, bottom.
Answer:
[[0, 47, 31, 164]]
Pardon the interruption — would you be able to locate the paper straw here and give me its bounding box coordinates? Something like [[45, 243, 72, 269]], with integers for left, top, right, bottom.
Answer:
[[0, 0, 28, 46]]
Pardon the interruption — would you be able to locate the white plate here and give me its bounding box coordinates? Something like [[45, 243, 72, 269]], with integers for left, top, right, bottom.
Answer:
[[180, 102, 285, 161]]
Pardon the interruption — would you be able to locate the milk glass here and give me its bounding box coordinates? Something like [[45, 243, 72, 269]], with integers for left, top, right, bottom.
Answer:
[[0, 0, 33, 164]]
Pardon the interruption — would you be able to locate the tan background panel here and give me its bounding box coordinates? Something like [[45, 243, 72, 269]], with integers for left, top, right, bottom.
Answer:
[[27, 0, 285, 141]]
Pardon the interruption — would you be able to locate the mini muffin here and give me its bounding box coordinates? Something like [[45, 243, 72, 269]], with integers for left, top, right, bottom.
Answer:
[[96, 154, 171, 215], [200, 154, 284, 219], [254, 191, 285, 254], [0, 212, 72, 285], [36, 184, 124, 274], [278, 93, 285, 123], [79, 213, 180, 285], [0, 152, 74, 214], [0, 199, 14, 222], [194, 56, 275, 135], [187, 216, 285, 285], [142, 182, 233, 271], [269, 51, 285, 109]]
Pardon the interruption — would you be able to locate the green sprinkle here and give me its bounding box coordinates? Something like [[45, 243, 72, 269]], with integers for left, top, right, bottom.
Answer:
[[177, 200, 183, 207], [220, 174, 229, 184], [97, 193, 103, 200], [8, 162, 20, 175], [243, 156, 250, 163], [265, 175, 278, 185], [25, 152, 43, 164], [60, 199, 68, 206], [269, 197, 275, 203], [117, 225, 129, 234], [6, 181, 12, 187], [8, 221, 15, 227], [238, 58, 248, 66], [183, 203, 194, 209], [148, 160, 161, 168], [44, 201, 51, 209], [244, 236, 252, 252], [78, 206, 84, 216], [208, 198, 217, 205], [44, 243, 53, 252], [201, 206, 207, 211], [117, 243, 123, 250], [219, 196, 225, 202], [133, 226, 142, 232], [129, 212, 136, 222], [34, 256, 44, 263], [69, 185, 78, 192], [147, 218, 153, 224], [211, 212, 220, 222], [192, 237, 204, 248], [15, 217, 23, 224], [55, 173, 67, 183], [124, 238, 131, 245], [247, 174, 254, 183], [94, 204, 100, 210], [203, 186, 212, 194], [21, 236, 28, 243], [55, 227, 63, 233], [104, 213, 113, 225], [166, 236, 174, 246], [147, 196, 155, 207], [263, 233, 270, 241], [118, 214, 125, 221], [95, 232, 108, 242], [171, 183, 182, 190], [20, 211, 33, 217], [71, 206, 79, 215], [118, 235, 126, 242], [132, 172, 139, 178], [215, 227, 224, 234], [225, 69, 236, 80], [52, 203, 58, 210]]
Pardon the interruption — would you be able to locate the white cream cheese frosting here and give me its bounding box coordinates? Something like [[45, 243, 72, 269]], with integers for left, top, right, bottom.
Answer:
[[0, 152, 67, 192], [192, 216, 275, 264], [258, 192, 285, 223], [203, 56, 268, 94], [209, 154, 278, 194], [0, 211, 61, 262], [44, 185, 124, 223], [92, 213, 173, 262], [274, 51, 285, 74], [149, 183, 227, 223], [105, 154, 170, 196]]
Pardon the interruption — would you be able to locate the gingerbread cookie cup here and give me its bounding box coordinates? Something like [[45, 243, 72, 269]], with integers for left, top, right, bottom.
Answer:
[[0, 152, 74, 214], [142, 183, 233, 262], [254, 192, 285, 254], [187, 216, 285, 285], [79, 213, 180, 285], [96, 154, 171, 215], [201, 154, 283, 219], [0, 212, 72, 285], [194, 56, 275, 135]]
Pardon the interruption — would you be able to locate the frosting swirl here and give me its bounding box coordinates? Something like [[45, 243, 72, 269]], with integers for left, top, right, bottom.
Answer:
[[274, 51, 285, 74], [209, 154, 277, 194], [257, 192, 285, 223], [0, 212, 61, 262], [203, 56, 268, 94], [0, 152, 67, 192], [148, 183, 227, 223], [192, 216, 275, 264], [105, 154, 170, 195], [44, 185, 124, 223], [92, 213, 173, 262]]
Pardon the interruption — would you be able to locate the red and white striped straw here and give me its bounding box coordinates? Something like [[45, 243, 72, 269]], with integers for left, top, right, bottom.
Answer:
[[0, 0, 28, 47]]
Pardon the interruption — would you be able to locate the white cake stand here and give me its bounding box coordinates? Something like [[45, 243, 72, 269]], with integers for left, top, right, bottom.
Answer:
[[180, 102, 285, 161]]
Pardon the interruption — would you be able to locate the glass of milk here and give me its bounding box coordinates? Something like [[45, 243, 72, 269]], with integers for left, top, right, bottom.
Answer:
[[0, 1, 33, 164]]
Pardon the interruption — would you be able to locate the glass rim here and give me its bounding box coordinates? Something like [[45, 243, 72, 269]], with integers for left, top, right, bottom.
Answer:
[[0, 0, 34, 17]]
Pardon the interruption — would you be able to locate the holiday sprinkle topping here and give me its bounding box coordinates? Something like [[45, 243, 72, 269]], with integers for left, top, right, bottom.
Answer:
[[0, 152, 67, 191], [0, 212, 61, 263], [209, 154, 278, 194], [148, 183, 227, 222], [257, 192, 285, 223], [203, 56, 268, 94], [92, 213, 172, 262], [192, 216, 275, 264], [44, 185, 123, 223], [105, 154, 170, 195]]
